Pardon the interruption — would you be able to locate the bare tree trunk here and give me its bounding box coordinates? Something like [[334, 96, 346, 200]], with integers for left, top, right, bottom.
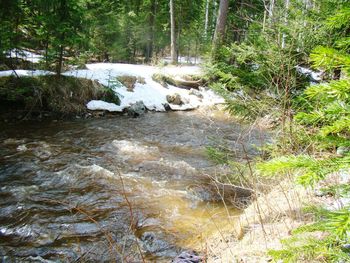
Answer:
[[213, 0, 229, 43], [212, 0, 229, 59], [262, 10, 267, 32], [56, 0, 67, 75], [204, 0, 210, 37], [268, 0, 275, 20], [281, 0, 290, 49], [297, 0, 312, 51], [146, 0, 156, 62], [211, 0, 217, 40], [57, 43, 64, 75], [169, 0, 177, 64]]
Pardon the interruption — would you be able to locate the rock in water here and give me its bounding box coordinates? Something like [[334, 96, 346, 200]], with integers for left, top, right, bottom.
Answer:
[[127, 101, 146, 117], [172, 250, 203, 263], [166, 93, 183, 105]]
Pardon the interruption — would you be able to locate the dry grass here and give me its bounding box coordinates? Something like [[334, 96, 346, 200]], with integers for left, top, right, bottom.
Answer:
[[117, 75, 145, 92], [199, 178, 314, 263]]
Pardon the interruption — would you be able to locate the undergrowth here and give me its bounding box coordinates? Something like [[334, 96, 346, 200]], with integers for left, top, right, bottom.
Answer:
[[205, 4, 350, 262]]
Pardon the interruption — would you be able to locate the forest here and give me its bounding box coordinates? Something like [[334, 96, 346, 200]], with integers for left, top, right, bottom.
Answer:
[[0, 0, 350, 262]]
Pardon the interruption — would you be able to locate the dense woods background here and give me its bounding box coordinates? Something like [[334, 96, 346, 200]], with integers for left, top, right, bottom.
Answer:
[[1, 0, 350, 262], [1, 0, 348, 73]]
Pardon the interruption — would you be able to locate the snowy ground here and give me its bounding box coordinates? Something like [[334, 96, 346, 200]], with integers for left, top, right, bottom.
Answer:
[[8, 49, 44, 64], [162, 56, 203, 65], [296, 65, 322, 84], [0, 63, 224, 113]]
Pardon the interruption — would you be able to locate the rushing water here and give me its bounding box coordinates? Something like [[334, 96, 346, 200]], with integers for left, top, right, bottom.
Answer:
[[0, 109, 267, 262]]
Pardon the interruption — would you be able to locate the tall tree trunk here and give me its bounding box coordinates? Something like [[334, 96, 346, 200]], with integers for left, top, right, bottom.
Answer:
[[57, 43, 64, 75], [177, 4, 182, 62], [268, 0, 275, 20], [213, 0, 229, 43], [170, 0, 177, 64], [146, 0, 156, 62], [212, 0, 229, 60], [56, 0, 67, 76], [204, 0, 210, 37], [45, 34, 49, 69], [212, 0, 217, 39], [281, 0, 290, 49]]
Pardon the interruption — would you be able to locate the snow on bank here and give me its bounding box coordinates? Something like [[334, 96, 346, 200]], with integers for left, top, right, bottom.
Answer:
[[162, 56, 203, 65], [66, 63, 224, 112], [0, 70, 53, 77], [86, 100, 124, 112], [8, 49, 44, 64], [0, 63, 224, 113], [296, 65, 322, 83]]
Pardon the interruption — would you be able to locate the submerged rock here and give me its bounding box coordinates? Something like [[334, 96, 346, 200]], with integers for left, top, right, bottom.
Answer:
[[33, 142, 53, 160], [188, 182, 253, 208], [127, 101, 146, 117], [16, 144, 28, 152], [140, 231, 177, 258]]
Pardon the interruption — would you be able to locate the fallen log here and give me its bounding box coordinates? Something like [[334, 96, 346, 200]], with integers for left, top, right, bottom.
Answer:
[[172, 77, 201, 89], [152, 73, 202, 89]]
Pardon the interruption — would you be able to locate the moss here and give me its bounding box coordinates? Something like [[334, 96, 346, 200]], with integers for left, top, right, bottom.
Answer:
[[0, 75, 120, 120]]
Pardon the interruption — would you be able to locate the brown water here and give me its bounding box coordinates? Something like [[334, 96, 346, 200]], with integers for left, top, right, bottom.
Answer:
[[0, 109, 267, 262]]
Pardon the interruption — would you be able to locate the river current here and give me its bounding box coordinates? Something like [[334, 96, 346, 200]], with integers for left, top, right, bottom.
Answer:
[[0, 109, 267, 262]]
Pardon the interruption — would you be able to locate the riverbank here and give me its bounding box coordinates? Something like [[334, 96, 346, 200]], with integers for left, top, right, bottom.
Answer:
[[0, 75, 119, 122], [0, 63, 224, 122]]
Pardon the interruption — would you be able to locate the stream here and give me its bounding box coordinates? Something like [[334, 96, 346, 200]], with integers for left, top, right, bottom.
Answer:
[[0, 109, 267, 262]]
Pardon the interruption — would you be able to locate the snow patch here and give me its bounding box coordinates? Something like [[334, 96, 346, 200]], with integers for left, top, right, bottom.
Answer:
[[87, 100, 124, 112], [296, 66, 322, 83], [0, 70, 53, 77], [78, 63, 222, 112], [162, 56, 203, 65], [8, 49, 43, 63]]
